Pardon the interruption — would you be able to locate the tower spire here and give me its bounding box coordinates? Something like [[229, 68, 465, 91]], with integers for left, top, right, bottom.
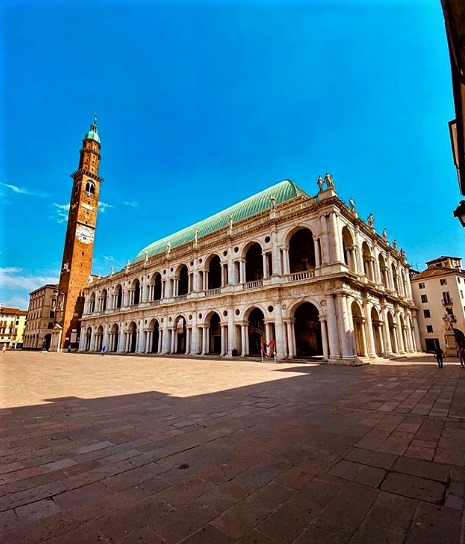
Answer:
[[84, 114, 100, 144]]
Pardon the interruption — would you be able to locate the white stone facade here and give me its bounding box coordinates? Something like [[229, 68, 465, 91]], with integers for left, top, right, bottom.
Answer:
[[80, 182, 418, 362]]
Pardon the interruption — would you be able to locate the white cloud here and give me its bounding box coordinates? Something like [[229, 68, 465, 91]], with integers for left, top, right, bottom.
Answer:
[[98, 201, 113, 213], [52, 203, 70, 223], [0, 182, 47, 197], [0, 267, 58, 292], [123, 201, 138, 207]]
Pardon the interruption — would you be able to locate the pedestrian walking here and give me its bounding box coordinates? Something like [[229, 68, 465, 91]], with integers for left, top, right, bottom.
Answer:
[[1, 344, 6, 355], [457, 345, 465, 368], [433, 345, 445, 368], [101, 345, 107, 356]]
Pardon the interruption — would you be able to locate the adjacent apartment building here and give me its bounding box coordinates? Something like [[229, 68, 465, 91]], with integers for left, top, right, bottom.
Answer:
[[0, 304, 27, 349], [410, 256, 465, 352], [23, 284, 59, 350]]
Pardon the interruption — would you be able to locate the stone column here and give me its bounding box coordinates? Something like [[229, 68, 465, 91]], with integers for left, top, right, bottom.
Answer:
[[161, 325, 170, 354], [262, 252, 268, 278], [239, 260, 246, 284], [336, 295, 354, 358], [364, 305, 376, 357], [381, 307, 393, 355], [221, 324, 227, 355], [286, 320, 295, 358], [137, 320, 145, 352], [314, 238, 321, 268], [282, 247, 290, 275], [319, 215, 331, 264], [227, 312, 234, 356], [319, 316, 329, 360], [271, 228, 281, 276], [274, 304, 284, 359], [326, 296, 341, 359], [240, 323, 247, 355], [203, 326, 210, 354], [227, 248, 234, 285], [353, 227, 364, 275], [329, 213, 343, 263]]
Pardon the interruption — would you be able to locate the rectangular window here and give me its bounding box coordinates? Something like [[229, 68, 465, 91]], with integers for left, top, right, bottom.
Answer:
[[423, 309, 431, 318], [440, 279, 447, 285], [419, 282, 425, 289], [461, 291, 464, 299], [426, 325, 433, 333], [442, 292, 452, 304], [458, 278, 462, 283], [421, 294, 428, 303]]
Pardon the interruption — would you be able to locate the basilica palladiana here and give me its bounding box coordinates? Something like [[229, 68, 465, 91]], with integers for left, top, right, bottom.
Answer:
[[79, 173, 419, 362]]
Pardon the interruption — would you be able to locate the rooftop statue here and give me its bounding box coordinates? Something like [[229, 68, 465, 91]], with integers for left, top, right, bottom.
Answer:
[[367, 213, 374, 227]]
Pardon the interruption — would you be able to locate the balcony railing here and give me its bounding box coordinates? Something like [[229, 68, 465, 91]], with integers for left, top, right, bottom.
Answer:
[[245, 280, 263, 289], [442, 298, 453, 306], [287, 270, 315, 282], [206, 288, 221, 296]]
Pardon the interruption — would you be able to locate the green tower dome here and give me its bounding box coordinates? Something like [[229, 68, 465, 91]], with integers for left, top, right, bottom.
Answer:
[[84, 115, 100, 144]]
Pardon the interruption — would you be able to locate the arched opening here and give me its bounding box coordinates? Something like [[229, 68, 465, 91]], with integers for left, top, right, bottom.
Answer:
[[294, 302, 322, 357], [132, 279, 140, 305], [89, 293, 95, 313], [351, 302, 366, 356], [371, 307, 383, 356], [207, 255, 222, 289], [342, 227, 355, 272], [391, 264, 399, 292], [362, 243, 373, 281], [95, 325, 103, 352], [85, 327, 92, 351], [378, 255, 388, 288], [101, 289, 107, 311], [85, 181, 95, 195], [209, 313, 221, 354], [289, 228, 315, 273], [150, 319, 160, 353], [178, 265, 189, 296], [110, 324, 119, 352], [248, 307, 265, 355], [43, 333, 51, 350], [399, 315, 407, 352], [387, 312, 397, 353], [245, 243, 263, 282], [115, 285, 122, 308], [127, 322, 137, 353], [151, 273, 162, 301], [175, 316, 186, 353]]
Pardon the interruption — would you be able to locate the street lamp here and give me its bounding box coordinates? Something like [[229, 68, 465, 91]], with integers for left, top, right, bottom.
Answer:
[[454, 200, 465, 227]]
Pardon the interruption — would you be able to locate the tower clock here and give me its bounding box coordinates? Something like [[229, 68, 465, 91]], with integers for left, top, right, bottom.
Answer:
[[52, 117, 102, 351]]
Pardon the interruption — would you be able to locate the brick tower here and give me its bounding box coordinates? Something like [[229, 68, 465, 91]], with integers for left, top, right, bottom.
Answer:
[[52, 117, 102, 351]]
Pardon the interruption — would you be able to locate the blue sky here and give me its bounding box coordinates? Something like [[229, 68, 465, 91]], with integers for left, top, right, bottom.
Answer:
[[1, 0, 463, 309]]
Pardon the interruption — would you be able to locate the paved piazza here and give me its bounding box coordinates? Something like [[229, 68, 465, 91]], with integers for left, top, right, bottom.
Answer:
[[1, 352, 465, 543]]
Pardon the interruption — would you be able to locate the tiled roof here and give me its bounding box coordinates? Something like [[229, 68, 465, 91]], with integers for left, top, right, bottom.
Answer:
[[133, 179, 310, 262], [411, 267, 462, 280], [0, 307, 27, 315]]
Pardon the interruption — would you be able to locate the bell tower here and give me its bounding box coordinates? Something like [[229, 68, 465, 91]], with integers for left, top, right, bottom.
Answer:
[[53, 117, 102, 351]]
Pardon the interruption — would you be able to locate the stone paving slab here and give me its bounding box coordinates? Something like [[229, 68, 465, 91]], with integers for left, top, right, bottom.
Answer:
[[0, 351, 465, 543]]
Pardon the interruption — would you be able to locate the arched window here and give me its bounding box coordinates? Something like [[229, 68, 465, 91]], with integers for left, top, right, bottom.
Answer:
[[85, 181, 95, 196], [289, 228, 315, 273]]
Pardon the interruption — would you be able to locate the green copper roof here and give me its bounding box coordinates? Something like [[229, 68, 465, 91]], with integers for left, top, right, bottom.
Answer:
[[133, 179, 310, 263], [84, 116, 100, 144]]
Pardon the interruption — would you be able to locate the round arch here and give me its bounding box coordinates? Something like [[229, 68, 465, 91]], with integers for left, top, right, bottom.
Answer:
[[370, 307, 383, 356], [127, 321, 137, 353], [351, 301, 366, 356], [293, 302, 322, 357], [206, 254, 222, 290], [244, 242, 263, 282], [248, 307, 265, 355], [148, 318, 160, 353], [109, 323, 119, 352], [171, 315, 186, 354], [288, 227, 316, 273]]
